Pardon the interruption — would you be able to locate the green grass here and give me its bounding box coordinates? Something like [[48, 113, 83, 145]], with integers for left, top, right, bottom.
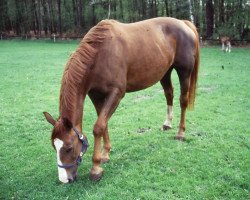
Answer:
[[0, 40, 249, 200]]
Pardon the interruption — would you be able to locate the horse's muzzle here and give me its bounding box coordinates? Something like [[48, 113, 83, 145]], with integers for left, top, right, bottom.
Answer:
[[67, 170, 77, 183], [68, 176, 77, 183]]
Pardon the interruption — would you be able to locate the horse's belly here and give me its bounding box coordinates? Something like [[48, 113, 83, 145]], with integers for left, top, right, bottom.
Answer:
[[125, 37, 175, 92], [126, 64, 169, 92]]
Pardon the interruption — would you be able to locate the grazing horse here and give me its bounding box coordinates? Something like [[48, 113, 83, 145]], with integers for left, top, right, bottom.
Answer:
[[220, 36, 231, 52], [43, 17, 200, 183]]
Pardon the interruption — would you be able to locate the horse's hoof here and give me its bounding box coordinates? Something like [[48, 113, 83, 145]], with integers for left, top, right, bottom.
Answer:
[[175, 135, 185, 141], [89, 167, 104, 181], [162, 125, 172, 131], [89, 171, 103, 181]]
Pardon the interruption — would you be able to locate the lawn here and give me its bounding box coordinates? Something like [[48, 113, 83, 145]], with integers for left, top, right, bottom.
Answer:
[[0, 40, 249, 200]]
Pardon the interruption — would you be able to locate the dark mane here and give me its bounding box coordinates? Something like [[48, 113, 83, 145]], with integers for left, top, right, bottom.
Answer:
[[59, 20, 111, 119]]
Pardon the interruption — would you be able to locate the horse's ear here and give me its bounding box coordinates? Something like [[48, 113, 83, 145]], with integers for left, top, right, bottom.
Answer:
[[43, 112, 56, 126], [62, 117, 73, 130]]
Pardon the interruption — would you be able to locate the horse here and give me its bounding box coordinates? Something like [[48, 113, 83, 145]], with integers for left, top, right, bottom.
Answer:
[[220, 36, 231, 52], [43, 17, 200, 183]]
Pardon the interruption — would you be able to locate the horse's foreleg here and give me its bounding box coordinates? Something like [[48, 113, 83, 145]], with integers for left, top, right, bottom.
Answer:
[[160, 69, 174, 130], [222, 42, 225, 51], [228, 42, 231, 53], [101, 125, 111, 163], [176, 72, 191, 141], [90, 88, 123, 181], [89, 95, 111, 163]]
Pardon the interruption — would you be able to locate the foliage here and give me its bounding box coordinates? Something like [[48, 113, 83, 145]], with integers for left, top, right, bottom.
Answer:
[[0, 0, 249, 40], [0, 41, 249, 199]]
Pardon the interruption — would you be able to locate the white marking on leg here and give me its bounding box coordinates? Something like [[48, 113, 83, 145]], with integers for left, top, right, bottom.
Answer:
[[54, 138, 68, 183], [163, 105, 173, 128], [228, 42, 231, 52]]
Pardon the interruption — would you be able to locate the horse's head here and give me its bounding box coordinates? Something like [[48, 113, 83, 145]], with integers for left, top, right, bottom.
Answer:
[[43, 112, 89, 183]]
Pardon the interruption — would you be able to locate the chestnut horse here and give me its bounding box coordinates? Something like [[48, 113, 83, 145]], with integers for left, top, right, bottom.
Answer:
[[220, 36, 231, 52], [44, 17, 200, 183]]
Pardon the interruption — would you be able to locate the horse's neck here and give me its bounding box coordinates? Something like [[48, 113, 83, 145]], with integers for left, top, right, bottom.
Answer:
[[59, 87, 86, 130]]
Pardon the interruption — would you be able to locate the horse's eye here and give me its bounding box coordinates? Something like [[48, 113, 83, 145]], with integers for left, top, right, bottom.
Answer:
[[65, 147, 73, 153]]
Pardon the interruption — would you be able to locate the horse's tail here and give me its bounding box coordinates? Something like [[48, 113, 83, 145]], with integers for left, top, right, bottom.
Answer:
[[183, 20, 200, 109]]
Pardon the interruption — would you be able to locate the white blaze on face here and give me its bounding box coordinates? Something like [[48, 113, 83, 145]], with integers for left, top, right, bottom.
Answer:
[[54, 138, 68, 183]]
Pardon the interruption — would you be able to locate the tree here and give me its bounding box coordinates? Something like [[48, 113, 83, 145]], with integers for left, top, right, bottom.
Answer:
[[0, 0, 249, 40], [206, 0, 214, 38], [57, 0, 62, 35], [149, 0, 157, 18], [78, 0, 84, 29]]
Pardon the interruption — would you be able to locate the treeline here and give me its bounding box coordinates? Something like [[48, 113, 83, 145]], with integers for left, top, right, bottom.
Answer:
[[0, 0, 249, 40]]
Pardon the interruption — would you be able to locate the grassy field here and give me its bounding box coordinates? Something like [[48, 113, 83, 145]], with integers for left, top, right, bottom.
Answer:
[[0, 40, 249, 200]]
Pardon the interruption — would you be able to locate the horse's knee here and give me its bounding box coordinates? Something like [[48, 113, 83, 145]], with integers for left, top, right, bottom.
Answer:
[[93, 121, 106, 137]]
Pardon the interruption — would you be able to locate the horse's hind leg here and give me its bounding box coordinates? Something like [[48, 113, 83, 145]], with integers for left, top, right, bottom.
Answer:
[[175, 68, 192, 140], [160, 68, 174, 130]]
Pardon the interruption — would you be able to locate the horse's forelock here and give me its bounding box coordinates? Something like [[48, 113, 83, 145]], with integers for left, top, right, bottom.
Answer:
[[51, 120, 64, 147]]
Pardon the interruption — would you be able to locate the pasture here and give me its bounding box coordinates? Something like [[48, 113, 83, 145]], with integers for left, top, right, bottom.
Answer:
[[0, 40, 249, 199]]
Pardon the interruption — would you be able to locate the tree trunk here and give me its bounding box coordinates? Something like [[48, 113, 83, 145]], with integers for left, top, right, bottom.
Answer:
[[188, 0, 194, 23], [36, 0, 43, 36], [78, 0, 84, 29], [32, 0, 39, 34], [108, 0, 111, 19], [119, 0, 123, 20], [0, 0, 10, 32], [193, 0, 200, 28], [150, 0, 157, 18], [112, 0, 117, 19], [164, 0, 169, 16], [219, 0, 225, 24], [42, 0, 49, 34], [92, 3, 96, 26], [15, 0, 22, 34], [48, 0, 55, 33], [206, 0, 214, 38], [57, 0, 62, 35], [176, 0, 181, 18], [141, 0, 146, 19]]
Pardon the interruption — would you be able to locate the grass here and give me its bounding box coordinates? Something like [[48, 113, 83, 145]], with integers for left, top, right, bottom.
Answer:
[[0, 40, 249, 200]]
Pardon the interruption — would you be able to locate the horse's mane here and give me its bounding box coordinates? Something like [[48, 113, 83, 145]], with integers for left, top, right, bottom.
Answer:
[[59, 20, 111, 119]]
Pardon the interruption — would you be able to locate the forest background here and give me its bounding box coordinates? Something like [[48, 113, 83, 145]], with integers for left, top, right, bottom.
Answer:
[[0, 0, 249, 41]]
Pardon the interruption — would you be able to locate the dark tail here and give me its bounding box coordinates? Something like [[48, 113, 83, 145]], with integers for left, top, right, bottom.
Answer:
[[183, 20, 200, 109]]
